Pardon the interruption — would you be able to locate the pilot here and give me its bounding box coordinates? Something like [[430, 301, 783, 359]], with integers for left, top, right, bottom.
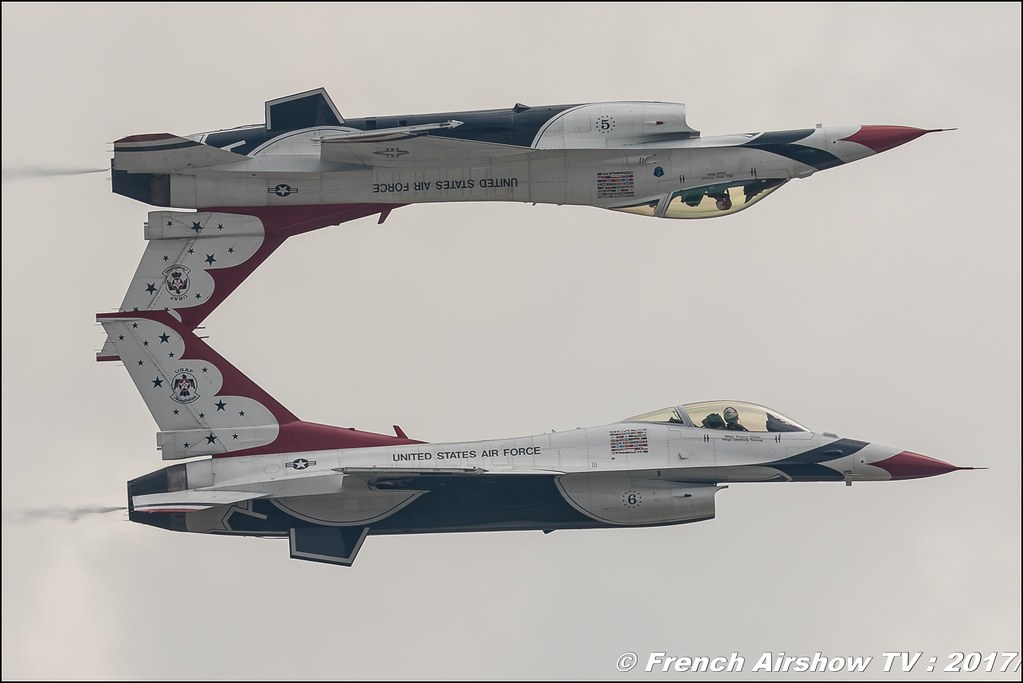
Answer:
[[712, 192, 733, 211], [723, 406, 749, 432]]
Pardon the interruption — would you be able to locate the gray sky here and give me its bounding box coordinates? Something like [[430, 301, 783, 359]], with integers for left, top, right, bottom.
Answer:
[[2, 3, 1020, 680]]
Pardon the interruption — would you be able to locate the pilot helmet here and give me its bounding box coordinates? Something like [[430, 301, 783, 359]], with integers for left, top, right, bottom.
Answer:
[[702, 413, 725, 429], [723, 406, 739, 422]]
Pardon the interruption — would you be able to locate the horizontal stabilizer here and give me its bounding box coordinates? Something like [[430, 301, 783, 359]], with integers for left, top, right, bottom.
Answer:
[[132, 489, 268, 513], [113, 134, 249, 173], [289, 526, 368, 566], [320, 133, 531, 167]]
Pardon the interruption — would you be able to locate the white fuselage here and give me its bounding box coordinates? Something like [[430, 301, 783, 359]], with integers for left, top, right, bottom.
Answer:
[[160, 126, 864, 211], [141, 420, 904, 536]]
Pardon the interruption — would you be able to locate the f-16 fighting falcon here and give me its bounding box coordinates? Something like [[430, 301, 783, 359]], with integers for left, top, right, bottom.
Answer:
[[106, 89, 946, 329], [113, 88, 944, 223], [98, 310, 974, 567]]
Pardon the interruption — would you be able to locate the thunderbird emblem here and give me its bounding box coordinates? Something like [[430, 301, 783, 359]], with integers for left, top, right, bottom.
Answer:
[[162, 264, 191, 298], [170, 370, 199, 404]]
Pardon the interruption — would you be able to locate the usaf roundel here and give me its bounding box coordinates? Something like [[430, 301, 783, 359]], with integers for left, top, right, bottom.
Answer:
[[163, 264, 191, 297], [171, 371, 200, 404]]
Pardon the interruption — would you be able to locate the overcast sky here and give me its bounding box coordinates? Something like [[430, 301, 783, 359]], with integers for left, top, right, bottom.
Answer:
[[2, 3, 1020, 680]]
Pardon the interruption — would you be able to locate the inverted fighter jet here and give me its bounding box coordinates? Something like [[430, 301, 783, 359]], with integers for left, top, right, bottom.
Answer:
[[98, 310, 973, 567], [112, 88, 944, 223]]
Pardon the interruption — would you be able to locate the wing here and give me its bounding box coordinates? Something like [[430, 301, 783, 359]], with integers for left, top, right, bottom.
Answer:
[[336, 466, 564, 490], [337, 466, 489, 490], [319, 128, 533, 167], [131, 489, 269, 513]]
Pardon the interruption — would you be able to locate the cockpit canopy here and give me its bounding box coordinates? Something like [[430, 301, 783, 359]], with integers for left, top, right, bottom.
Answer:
[[610, 178, 787, 219], [627, 400, 808, 432]]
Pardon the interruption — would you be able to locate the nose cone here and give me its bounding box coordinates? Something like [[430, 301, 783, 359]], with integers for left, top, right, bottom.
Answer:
[[840, 125, 939, 154], [873, 451, 962, 480]]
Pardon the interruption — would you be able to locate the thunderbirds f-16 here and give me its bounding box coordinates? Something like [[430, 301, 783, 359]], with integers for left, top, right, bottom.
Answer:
[[106, 89, 946, 328], [98, 308, 973, 567], [113, 87, 944, 223]]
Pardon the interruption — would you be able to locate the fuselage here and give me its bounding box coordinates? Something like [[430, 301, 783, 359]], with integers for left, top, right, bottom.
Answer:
[[112, 98, 937, 221], [128, 404, 959, 540]]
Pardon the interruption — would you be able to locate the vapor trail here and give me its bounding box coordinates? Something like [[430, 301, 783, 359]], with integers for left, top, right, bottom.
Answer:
[[3, 506, 127, 523]]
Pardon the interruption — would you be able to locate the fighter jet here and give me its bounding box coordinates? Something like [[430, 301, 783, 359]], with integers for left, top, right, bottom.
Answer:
[[112, 88, 944, 224], [104, 90, 944, 332], [98, 310, 973, 567]]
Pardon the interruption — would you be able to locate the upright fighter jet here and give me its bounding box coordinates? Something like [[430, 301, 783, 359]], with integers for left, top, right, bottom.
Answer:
[[98, 310, 974, 567]]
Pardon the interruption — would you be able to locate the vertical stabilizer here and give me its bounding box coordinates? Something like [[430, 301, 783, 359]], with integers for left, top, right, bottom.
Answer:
[[98, 311, 423, 460], [96, 211, 276, 360], [98, 205, 403, 357], [98, 312, 292, 459]]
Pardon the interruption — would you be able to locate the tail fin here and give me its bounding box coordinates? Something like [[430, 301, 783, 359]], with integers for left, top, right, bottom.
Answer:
[[265, 88, 344, 132], [113, 133, 249, 173], [95, 211, 282, 344], [96, 205, 403, 350], [98, 311, 422, 460]]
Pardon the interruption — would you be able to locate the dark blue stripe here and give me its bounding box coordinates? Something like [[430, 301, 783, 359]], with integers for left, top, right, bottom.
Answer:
[[775, 439, 869, 466], [742, 130, 844, 171], [771, 463, 846, 482], [746, 144, 845, 171], [760, 439, 868, 482], [750, 129, 815, 145]]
